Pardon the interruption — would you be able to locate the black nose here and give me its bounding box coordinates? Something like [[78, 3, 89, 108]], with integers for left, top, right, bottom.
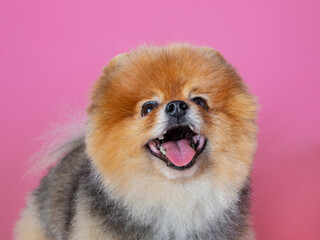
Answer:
[[165, 100, 189, 119]]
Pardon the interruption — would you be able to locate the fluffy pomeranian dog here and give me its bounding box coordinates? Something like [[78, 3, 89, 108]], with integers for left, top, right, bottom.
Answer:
[[15, 44, 257, 240]]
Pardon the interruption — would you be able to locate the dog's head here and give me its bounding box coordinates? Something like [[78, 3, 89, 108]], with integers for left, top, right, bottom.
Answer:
[[86, 44, 257, 190]]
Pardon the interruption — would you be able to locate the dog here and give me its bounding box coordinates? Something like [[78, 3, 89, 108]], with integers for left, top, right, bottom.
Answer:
[[15, 43, 258, 240]]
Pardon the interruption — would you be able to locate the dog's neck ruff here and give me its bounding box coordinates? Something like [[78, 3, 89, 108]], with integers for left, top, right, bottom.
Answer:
[[87, 162, 251, 240]]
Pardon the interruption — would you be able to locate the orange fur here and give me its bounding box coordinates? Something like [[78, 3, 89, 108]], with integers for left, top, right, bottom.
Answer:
[[86, 43, 257, 196]]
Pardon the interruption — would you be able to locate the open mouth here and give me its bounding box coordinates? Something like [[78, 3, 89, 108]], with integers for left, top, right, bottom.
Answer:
[[147, 125, 206, 170]]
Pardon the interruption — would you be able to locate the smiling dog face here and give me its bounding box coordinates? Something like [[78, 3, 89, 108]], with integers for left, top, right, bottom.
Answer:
[[86, 44, 257, 188]]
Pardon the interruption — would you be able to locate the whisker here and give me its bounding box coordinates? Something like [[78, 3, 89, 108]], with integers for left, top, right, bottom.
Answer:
[[202, 117, 250, 136], [117, 120, 169, 140]]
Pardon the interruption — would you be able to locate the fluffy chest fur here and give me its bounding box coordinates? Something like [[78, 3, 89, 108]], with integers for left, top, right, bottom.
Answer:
[[73, 158, 251, 240]]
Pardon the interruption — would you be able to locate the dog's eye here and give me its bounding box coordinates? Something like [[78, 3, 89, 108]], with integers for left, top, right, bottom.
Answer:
[[192, 97, 208, 110], [141, 101, 159, 117]]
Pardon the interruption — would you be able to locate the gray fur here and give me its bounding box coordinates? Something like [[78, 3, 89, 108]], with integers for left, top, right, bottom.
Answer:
[[32, 139, 252, 240]]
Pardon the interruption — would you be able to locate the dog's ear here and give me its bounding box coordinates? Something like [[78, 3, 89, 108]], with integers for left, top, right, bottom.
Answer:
[[103, 53, 129, 73], [88, 52, 129, 115], [200, 46, 226, 63]]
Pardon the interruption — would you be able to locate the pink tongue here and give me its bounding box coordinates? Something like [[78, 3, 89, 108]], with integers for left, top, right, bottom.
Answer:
[[161, 139, 196, 167]]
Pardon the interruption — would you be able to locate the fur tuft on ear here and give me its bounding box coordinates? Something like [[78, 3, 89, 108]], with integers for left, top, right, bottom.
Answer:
[[199, 46, 226, 63], [104, 53, 129, 71], [87, 52, 129, 115]]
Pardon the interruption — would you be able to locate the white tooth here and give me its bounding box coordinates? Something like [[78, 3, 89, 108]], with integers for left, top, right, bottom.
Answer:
[[189, 125, 194, 131], [159, 135, 164, 140], [193, 135, 200, 143], [159, 146, 166, 155]]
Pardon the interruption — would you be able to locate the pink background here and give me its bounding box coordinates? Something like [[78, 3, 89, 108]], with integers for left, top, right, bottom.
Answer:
[[1, 0, 320, 239]]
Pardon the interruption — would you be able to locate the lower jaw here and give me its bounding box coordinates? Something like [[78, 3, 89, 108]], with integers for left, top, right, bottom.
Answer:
[[152, 159, 200, 180]]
